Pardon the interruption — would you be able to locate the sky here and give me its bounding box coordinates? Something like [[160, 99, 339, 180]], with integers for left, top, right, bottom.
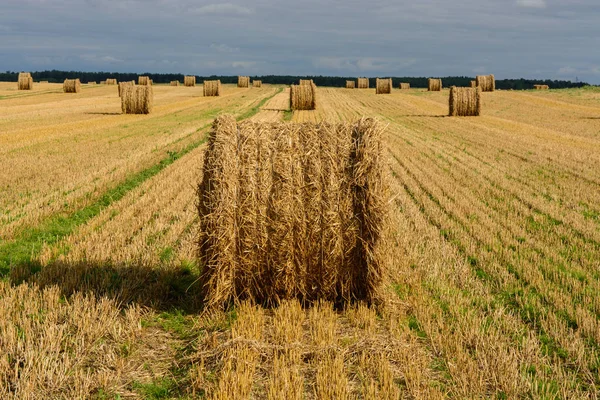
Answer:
[[1, 0, 598, 83]]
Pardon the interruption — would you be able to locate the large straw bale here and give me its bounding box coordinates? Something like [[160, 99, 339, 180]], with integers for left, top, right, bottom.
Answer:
[[184, 76, 196, 87], [428, 78, 442, 91], [290, 83, 317, 110], [170, 81, 180, 86], [63, 79, 81, 93], [118, 81, 135, 97], [449, 86, 481, 117], [399, 83, 410, 90], [534, 84, 550, 90], [121, 85, 153, 114], [204, 80, 222, 97], [357, 78, 369, 89], [18, 72, 33, 90], [376, 78, 392, 94], [476, 74, 495, 92], [238, 76, 250, 88], [346, 80, 356, 89], [138, 76, 151, 86], [253, 80, 262, 88], [198, 115, 389, 309]]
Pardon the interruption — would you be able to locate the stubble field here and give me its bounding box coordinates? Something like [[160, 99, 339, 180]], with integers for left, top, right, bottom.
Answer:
[[1, 81, 600, 399]]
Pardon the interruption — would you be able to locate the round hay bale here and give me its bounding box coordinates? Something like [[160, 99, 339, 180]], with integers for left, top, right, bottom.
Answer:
[[399, 83, 410, 90], [198, 115, 389, 309], [118, 81, 135, 97], [346, 80, 356, 89], [105, 79, 117, 85], [476, 74, 495, 92], [204, 80, 222, 97], [18, 72, 33, 90], [534, 84, 549, 90], [299, 79, 314, 86], [290, 82, 317, 110], [121, 85, 153, 114], [184, 76, 196, 87], [63, 79, 81, 93], [357, 77, 369, 89], [376, 78, 392, 94], [253, 80, 262, 88], [428, 78, 442, 91], [237, 76, 250, 88], [170, 81, 180, 86], [449, 86, 482, 117], [138, 76, 151, 86]]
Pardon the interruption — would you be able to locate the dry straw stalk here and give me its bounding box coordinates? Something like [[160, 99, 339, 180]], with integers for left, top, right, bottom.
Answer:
[[204, 80, 222, 97], [238, 76, 250, 88], [138, 76, 151, 86], [121, 85, 153, 114], [376, 78, 392, 94], [63, 79, 81, 93], [346, 80, 356, 89], [198, 115, 389, 309], [476, 74, 495, 92], [449, 86, 482, 117], [184, 76, 196, 87], [399, 83, 410, 90], [18, 72, 33, 90], [118, 81, 135, 97], [357, 78, 369, 89], [253, 80, 262, 88], [290, 82, 317, 110], [428, 78, 442, 91]]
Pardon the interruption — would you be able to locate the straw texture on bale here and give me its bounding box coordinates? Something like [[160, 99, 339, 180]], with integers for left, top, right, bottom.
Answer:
[[18, 72, 33, 90], [184, 76, 196, 87], [121, 85, 153, 114], [428, 78, 442, 91], [63, 79, 81, 93], [237, 76, 250, 88], [376, 78, 392, 94], [449, 86, 481, 117], [399, 83, 410, 90], [476, 74, 495, 92], [290, 83, 317, 110], [105, 79, 117, 85], [346, 80, 356, 89], [204, 80, 222, 97], [138, 76, 151, 86], [299, 79, 314, 86], [198, 115, 389, 309], [170, 81, 180, 86], [534, 85, 550, 90], [118, 81, 135, 97], [357, 78, 369, 89], [470, 81, 476, 88], [253, 80, 262, 88]]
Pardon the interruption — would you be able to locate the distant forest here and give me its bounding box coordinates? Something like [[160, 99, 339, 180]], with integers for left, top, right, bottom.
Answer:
[[0, 70, 589, 90]]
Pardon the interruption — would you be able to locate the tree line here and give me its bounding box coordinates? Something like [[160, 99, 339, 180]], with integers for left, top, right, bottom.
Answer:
[[0, 70, 589, 89]]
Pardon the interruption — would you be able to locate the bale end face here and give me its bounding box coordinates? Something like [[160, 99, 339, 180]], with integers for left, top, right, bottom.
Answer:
[[449, 86, 482, 117], [198, 116, 389, 309]]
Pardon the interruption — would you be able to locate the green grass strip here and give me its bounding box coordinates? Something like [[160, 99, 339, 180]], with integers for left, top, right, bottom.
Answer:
[[0, 88, 281, 276]]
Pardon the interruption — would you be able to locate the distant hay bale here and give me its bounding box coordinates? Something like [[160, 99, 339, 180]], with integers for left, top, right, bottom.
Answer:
[[299, 79, 314, 86], [290, 82, 317, 110], [534, 84, 550, 90], [118, 81, 135, 97], [253, 80, 262, 88], [18, 72, 33, 90], [184, 76, 196, 87], [204, 80, 222, 97], [449, 86, 481, 117], [346, 80, 356, 89], [105, 79, 117, 85], [476, 74, 495, 92], [428, 78, 442, 91], [198, 115, 389, 309], [376, 78, 392, 94], [121, 85, 153, 114], [238, 76, 250, 88], [357, 78, 369, 89], [470, 81, 476, 88], [63, 79, 81, 93], [40, 81, 49, 84], [138, 76, 151, 86], [170, 81, 180, 86], [399, 83, 410, 90]]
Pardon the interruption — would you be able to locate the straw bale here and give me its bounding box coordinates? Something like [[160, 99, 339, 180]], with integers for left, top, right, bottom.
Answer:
[[204, 80, 222, 97], [449, 86, 481, 117], [121, 85, 153, 114]]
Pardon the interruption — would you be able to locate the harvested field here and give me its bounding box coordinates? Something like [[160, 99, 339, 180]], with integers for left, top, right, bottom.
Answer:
[[2, 83, 600, 398]]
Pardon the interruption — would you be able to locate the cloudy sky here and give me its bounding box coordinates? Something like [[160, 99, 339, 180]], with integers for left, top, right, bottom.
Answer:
[[1, 0, 598, 83]]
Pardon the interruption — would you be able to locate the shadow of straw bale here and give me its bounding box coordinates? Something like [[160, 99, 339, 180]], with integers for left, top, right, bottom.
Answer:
[[8, 260, 205, 313]]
